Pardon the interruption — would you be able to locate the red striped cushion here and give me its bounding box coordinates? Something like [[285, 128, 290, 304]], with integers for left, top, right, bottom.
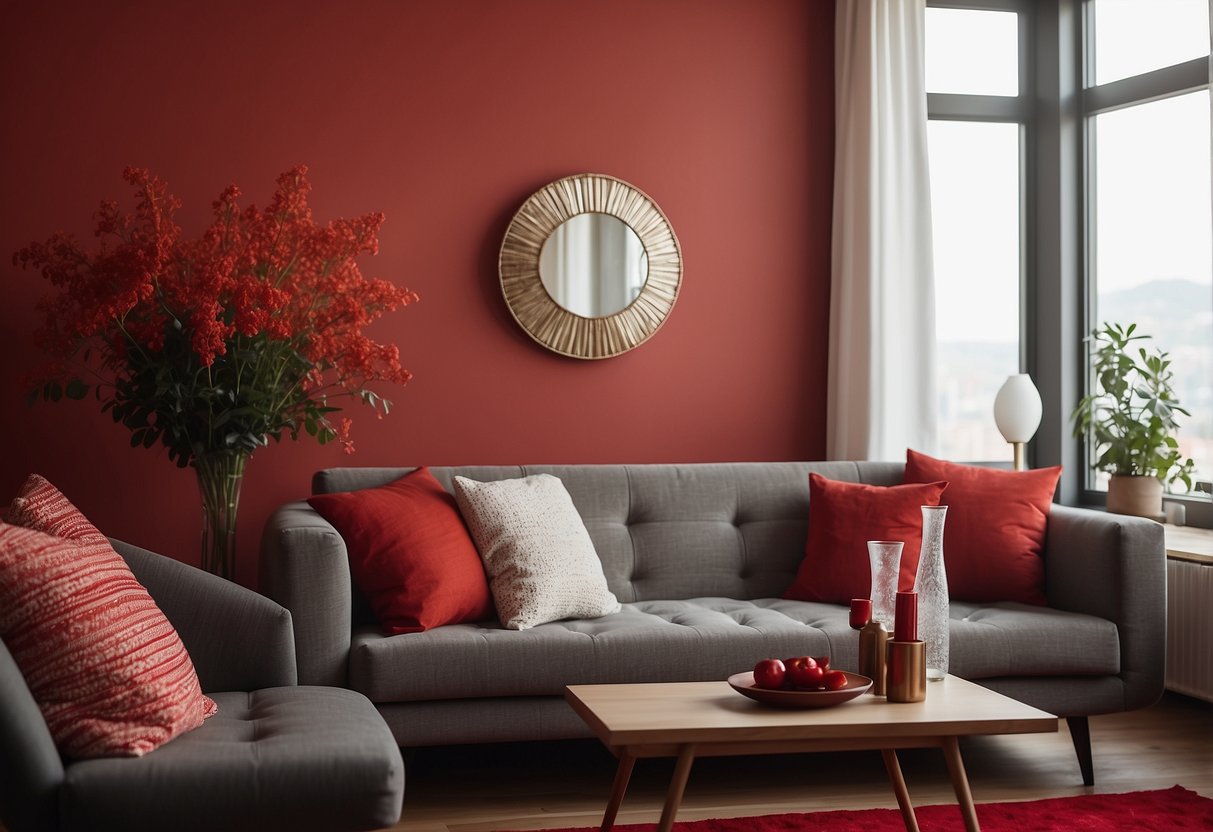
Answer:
[[1, 475, 215, 758]]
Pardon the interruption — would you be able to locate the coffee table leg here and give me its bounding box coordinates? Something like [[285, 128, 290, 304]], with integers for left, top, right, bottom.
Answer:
[[599, 751, 636, 832], [880, 749, 921, 832], [942, 736, 981, 832], [657, 744, 697, 832]]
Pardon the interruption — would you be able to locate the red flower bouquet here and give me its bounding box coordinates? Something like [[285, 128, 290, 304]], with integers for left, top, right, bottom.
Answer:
[[14, 165, 418, 578]]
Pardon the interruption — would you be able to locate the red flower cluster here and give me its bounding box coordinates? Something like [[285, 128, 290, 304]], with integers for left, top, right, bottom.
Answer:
[[14, 166, 417, 462]]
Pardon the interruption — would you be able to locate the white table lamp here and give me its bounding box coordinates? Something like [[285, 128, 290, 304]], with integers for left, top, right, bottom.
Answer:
[[993, 373, 1042, 471]]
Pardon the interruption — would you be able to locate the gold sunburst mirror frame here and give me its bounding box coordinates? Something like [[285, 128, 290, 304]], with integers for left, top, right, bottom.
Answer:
[[499, 173, 682, 360]]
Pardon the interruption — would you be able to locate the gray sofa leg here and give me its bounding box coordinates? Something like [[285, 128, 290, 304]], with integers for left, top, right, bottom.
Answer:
[[1066, 716, 1094, 786]]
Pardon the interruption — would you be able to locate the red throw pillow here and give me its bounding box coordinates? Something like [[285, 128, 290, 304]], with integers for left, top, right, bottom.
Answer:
[[308, 467, 493, 634], [1, 475, 216, 758], [903, 449, 1062, 605], [784, 473, 948, 604]]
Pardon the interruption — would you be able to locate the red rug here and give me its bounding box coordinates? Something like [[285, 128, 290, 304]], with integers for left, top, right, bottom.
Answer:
[[509, 786, 1213, 831]]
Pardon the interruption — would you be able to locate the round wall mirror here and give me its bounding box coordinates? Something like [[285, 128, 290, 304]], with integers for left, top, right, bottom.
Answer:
[[539, 212, 649, 318], [500, 173, 682, 359]]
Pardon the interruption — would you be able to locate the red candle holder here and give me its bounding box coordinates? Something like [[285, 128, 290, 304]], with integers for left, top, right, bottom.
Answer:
[[850, 598, 872, 630], [894, 591, 918, 642]]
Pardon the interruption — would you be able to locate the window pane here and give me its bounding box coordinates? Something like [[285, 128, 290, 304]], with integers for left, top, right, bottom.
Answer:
[[928, 120, 1021, 462], [1091, 0, 1210, 85], [926, 8, 1018, 96], [1092, 91, 1213, 488]]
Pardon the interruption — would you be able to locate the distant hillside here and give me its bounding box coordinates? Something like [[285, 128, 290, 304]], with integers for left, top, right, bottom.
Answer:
[[1098, 279, 1212, 476], [936, 278, 1212, 476], [1097, 279, 1212, 351]]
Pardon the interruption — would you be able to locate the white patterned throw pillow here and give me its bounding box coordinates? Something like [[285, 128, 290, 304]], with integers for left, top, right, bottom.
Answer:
[[452, 474, 621, 630]]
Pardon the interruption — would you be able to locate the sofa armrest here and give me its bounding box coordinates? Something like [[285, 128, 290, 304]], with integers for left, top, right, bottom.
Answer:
[[1042, 505, 1166, 710], [259, 502, 353, 687], [0, 638, 64, 832], [111, 538, 298, 692]]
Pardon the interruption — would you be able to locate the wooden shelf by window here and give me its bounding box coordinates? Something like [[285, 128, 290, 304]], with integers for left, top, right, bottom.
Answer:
[[1164, 524, 1213, 565]]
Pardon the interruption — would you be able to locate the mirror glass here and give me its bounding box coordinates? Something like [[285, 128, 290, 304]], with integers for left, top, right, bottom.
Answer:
[[538, 212, 649, 318]]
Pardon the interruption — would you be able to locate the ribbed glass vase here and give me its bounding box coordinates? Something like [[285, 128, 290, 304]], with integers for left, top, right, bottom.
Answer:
[[194, 451, 247, 581], [913, 505, 950, 681]]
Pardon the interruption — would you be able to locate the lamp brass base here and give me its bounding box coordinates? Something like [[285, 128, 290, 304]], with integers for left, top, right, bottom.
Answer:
[[1012, 442, 1026, 471], [886, 640, 926, 703]]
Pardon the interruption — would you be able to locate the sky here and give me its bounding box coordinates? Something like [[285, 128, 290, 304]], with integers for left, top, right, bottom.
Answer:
[[925, 1, 1211, 343]]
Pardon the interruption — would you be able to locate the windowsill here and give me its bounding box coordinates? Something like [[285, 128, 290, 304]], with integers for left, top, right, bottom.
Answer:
[[1164, 524, 1213, 565], [1076, 489, 1213, 533]]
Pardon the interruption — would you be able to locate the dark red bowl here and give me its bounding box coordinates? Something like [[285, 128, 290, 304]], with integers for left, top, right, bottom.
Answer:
[[727, 670, 873, 708]]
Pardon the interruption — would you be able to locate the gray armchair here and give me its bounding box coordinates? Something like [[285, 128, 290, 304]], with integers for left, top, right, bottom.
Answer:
[[0, 539, 404, 832]]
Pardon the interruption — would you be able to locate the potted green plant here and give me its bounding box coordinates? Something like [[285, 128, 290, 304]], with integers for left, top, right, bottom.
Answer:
[[1070, 322, 1195, 519]]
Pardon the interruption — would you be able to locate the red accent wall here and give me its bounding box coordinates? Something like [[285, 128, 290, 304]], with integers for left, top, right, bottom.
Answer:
[[0, 0, 834, 586]]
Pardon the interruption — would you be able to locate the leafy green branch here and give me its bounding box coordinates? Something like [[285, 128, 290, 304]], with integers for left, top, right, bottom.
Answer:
[[1070, 322, 1195, 489]]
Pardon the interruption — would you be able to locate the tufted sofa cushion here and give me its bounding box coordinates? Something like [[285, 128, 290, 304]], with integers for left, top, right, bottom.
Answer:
[[950, 601, 1120, 679], [313, 461, 908, 614], [348, 598, 843, 702], [60, 687, 403, 832], [347, 597, 1119, 703]]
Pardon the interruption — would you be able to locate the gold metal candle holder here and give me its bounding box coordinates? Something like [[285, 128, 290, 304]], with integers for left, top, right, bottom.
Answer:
[[886, 640, 926, 703], [859, 620, 889, 696]]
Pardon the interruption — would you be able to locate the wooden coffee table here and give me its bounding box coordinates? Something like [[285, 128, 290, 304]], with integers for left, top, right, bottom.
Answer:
[[565, 675, 1057, 832]]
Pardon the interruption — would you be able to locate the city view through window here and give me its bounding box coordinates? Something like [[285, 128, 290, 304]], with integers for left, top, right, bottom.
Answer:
[[927, 2, 1212, 492], [928, 119, 1020, 464], [1090, 0, 1211, 491], [1092, 90, 1212, 491], [926, 7, 1022, 465]]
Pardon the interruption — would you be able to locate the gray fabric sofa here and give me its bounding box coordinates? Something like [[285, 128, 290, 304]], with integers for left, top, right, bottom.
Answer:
[[260, 462, 1167, 785], [1, 539, 405, 832]]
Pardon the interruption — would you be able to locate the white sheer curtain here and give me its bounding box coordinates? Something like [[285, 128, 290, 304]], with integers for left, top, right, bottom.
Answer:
[[827, 0, 938, 461]]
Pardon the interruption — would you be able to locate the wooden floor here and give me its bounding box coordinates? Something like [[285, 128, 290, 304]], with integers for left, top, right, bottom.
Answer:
[[385, 691, 1213, 832]]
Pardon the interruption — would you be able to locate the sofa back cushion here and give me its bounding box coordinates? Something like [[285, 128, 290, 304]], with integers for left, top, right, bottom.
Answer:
[[308, 467, 494, 634], [903, 450, 1060, 605], [314, 462, 905, 604], [783, 474, 949, 604], [453, 474, 621, 628]]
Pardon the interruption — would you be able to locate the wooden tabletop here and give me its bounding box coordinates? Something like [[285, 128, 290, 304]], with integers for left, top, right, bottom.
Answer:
[[565, 675, 1057, 749], [1164, 524, 1213, 565]]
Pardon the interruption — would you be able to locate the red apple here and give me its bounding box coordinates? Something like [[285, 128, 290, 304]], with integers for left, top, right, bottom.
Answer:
[[753, 658, 786, 690], [786, 655, 824, 689], [813, 655, 831, 671], [822, 669, 849, 691]]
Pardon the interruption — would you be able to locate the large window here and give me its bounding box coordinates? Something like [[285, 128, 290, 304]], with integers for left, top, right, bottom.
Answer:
[[925, 0, 1213, 524], [926, 4, 1028, 462], [1084, 0, 1213, 494]]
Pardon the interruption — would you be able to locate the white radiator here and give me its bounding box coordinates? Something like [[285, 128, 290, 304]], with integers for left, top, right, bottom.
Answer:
[[1166, 557, 1213, 703]]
